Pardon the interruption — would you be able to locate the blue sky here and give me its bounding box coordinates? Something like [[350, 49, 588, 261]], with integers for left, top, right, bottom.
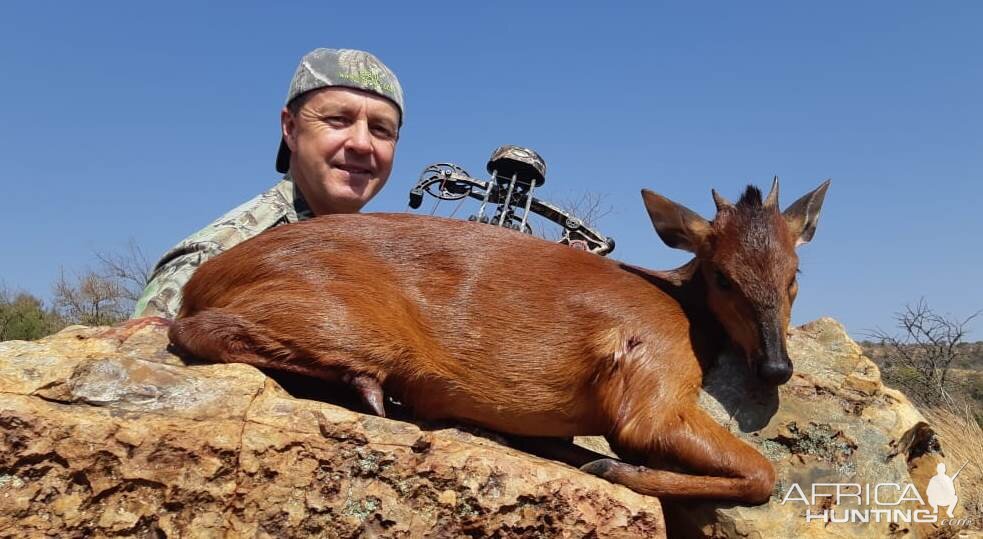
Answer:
[[1, 2, 980, 338]]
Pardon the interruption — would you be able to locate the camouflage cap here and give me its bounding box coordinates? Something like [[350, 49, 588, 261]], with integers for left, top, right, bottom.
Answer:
[[276, 48, 404, 173]]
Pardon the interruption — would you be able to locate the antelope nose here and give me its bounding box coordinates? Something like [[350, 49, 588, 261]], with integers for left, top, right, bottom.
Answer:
[[758, 361, 793, 386]]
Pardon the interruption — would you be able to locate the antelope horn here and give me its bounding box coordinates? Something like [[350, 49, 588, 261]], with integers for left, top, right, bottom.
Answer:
[[712, 189, 733, 211], [764, 176, 780, 208]]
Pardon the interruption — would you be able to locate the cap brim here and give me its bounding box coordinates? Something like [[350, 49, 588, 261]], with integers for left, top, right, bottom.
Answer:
[[276, 137, 291, 173]]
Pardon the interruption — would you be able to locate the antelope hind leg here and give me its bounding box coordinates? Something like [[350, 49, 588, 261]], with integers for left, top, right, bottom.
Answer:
[[582, 409, 775, 504], [170, 309, 388, 417]]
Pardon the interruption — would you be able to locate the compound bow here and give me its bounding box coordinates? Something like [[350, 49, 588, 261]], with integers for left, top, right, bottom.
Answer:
[[408, 145, 615, 255]]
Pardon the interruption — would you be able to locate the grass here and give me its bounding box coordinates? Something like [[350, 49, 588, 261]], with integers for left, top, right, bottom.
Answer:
[[922, 404, 983, 534]]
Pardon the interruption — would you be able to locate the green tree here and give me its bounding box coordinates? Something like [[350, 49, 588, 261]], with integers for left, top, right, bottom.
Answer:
[[2, 240, 152, 339], [0, 288, 65, 341]]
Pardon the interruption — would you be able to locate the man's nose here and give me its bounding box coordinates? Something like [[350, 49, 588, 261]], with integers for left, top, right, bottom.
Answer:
[[346, 121, 373, 154]]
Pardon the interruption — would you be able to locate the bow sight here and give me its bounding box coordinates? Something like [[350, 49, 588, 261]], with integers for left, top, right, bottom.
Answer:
[[408, 145, 616, 255]]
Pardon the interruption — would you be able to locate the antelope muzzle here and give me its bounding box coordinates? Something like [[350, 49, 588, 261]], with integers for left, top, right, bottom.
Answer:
[[756, 314, 793, 385]]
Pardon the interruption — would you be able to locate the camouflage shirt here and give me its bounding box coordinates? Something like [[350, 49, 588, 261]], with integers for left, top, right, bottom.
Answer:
[[131, 175, 314, 319]]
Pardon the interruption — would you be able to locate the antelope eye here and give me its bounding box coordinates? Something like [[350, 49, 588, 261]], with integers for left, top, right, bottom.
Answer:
[[715, 270, 732, 291]]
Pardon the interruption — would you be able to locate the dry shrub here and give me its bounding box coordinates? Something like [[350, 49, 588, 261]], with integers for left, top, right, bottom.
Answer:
[[923, 404, 983, 531]]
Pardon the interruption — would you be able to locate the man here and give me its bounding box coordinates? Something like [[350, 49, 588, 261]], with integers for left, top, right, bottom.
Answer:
[[133, 48, 404, 319]]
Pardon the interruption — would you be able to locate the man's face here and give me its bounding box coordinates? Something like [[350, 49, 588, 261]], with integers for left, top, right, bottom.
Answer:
[[281, 87, 400, 215]]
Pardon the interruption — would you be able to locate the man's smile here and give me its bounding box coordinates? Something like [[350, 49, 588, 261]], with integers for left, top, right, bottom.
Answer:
[[334, 163, 374, 175]]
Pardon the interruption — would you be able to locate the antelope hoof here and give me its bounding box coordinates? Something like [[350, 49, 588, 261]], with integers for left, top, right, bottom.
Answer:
[[350, 374, 386, 418], [580, 458, 623, 479]]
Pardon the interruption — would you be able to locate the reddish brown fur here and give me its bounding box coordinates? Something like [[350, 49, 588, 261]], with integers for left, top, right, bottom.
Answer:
[[169, 181, 829, 503], [703, 190, 799, 370]]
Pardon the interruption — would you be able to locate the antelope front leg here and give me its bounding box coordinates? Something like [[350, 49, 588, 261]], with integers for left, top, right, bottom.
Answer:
[[582, 409, 775, 504], [507, 436, 613, 468]]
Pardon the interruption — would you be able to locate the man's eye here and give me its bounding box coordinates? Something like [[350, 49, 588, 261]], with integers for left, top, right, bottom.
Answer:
[[371, 126, 396, 139], [324, 116, 350, 126]]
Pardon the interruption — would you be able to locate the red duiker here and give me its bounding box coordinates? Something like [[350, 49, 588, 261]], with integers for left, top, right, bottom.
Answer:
[[169, 178, 829, 502]]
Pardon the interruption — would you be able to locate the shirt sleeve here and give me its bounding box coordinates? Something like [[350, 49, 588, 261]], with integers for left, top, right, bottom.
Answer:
[[131, 180, 298, 319], [131, 241, 222, 319]]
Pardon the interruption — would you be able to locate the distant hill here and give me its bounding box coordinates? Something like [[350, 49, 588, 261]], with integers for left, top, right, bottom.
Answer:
[[859, 341, 983, 371], [859, 341, 982, 426]]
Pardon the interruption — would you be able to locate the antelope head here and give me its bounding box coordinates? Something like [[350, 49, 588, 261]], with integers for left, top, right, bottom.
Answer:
[[642, 178, 830, 385]]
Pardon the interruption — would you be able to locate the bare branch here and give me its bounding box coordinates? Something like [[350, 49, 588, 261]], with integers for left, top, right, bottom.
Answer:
[[557, 190, 614, 229], [94, 239, 153, 304], [866, 299, 979, 406], [53, 267, 128, 326], [538, 190, 614, 241]]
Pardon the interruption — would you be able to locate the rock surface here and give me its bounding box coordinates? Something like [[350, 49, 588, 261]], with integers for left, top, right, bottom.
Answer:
[[666, 317, 955, 538], [0, 324, 665, 538], [0, 319, 961, 538]]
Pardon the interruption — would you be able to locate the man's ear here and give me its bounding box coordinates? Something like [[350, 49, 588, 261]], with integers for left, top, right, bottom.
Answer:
[[281, 107, 297, 151], [783, 179, 831, 247], [642, 189, 711, 253]]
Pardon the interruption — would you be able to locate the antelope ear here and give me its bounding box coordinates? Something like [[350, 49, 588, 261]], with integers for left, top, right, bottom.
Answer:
[[642, 189, 711, 253], [783, 179, 831, 247]]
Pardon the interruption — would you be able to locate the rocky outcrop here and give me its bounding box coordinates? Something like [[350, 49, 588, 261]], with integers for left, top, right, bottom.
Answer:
[[666, 318, 952, 538], [0, 323, 664, 537], [0, 318, 958, 537]]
